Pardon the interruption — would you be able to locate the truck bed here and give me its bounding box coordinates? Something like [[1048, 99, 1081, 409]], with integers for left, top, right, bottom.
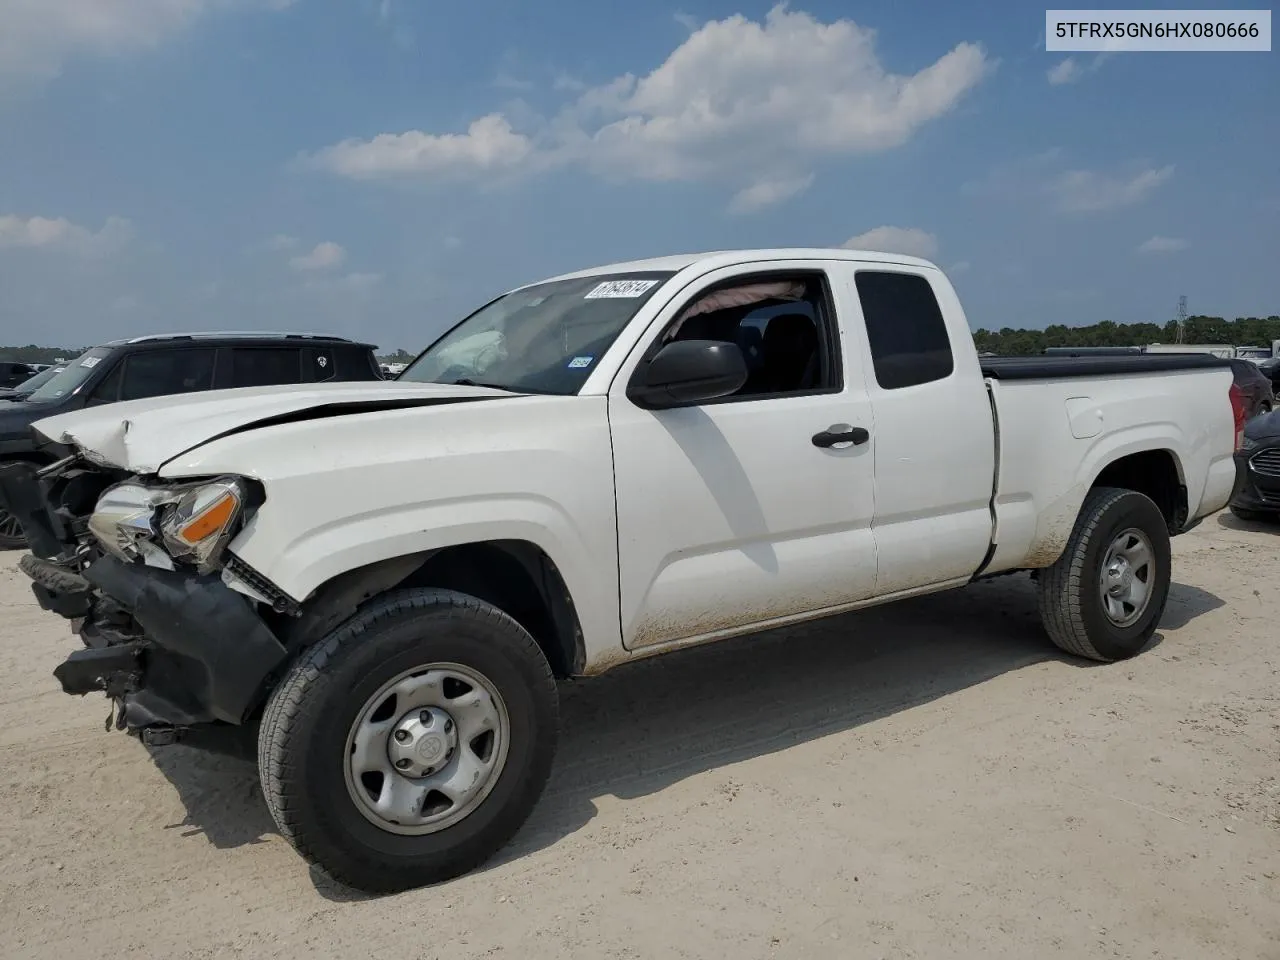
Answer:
[[980, 353, 1231, 380]]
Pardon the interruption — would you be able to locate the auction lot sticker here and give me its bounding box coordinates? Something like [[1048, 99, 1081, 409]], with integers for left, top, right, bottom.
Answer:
[[584, 280, 660, 299]]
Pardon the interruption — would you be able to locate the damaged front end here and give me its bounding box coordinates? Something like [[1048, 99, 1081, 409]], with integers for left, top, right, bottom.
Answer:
[[1, 453, 292, 745]]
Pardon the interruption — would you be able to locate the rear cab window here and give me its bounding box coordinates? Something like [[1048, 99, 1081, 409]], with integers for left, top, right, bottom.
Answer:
[[854, 270, 955, 390]]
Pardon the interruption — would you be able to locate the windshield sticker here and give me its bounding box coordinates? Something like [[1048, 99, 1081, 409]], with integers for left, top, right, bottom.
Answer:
[[567, 355, 594, 369], [80, 356, 101, 368], [584, 279, 659, 300]]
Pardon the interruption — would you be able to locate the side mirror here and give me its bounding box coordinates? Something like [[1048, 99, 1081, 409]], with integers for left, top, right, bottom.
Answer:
[[628, 339, 749, 409]]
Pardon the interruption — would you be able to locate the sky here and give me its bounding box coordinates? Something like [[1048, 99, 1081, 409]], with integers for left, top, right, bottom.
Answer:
[[0, 0, 1276, 353]]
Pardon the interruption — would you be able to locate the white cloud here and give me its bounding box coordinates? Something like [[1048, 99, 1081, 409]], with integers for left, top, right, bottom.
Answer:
[[964, 152, 1174, 216], [842, 226, 938, 259], [267, 233, 299, 251], [308, 6, 991, 198], [289, 241, 346, 271], [728, 174, 814, 214], [1047, 58, 1080, 85], [1047, 54, 1109, 85], [0, 213, 133, 256], [1137, 235, 1189, 254], [306, 114, 535, 181], [949, 260, 972, 275], [674, 12, 701, 32], [0, 0, 294, 86], [1050, 165, 1174, 213]]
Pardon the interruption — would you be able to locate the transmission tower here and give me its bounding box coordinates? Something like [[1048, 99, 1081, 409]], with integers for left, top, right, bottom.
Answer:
[[1175, 294, 1188, 344]]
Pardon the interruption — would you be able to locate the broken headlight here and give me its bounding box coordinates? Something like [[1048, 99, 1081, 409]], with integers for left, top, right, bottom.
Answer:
[[87, 476, 250, 574], [158, 478, 248, 574]]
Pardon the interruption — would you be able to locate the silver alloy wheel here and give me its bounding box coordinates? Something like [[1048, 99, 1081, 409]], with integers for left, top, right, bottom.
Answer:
[[1098, 527, 1154, 627], [343, 662, 510, 836]]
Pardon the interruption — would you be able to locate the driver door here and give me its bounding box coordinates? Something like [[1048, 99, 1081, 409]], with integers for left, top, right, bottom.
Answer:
[[608, 262, 879, 650]]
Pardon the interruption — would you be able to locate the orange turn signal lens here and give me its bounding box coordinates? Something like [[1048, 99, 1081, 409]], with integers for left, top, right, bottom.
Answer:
[[176, 492, 237, 544]]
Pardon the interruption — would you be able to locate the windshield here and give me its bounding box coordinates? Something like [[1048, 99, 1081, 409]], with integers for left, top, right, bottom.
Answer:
[[25, 347, 112, 402], [11, 365, 65, 396], [400, 272, 674, 395]]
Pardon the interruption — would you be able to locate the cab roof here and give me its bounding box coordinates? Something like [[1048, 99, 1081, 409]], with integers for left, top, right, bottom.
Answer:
[[532, 247, 940, 287]]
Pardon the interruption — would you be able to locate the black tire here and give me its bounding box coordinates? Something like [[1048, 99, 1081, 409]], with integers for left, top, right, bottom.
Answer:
[[257, 588, 559, 893], [1037, 486, 1172, 662], [1229, 504, 1272, 523], [0, 508, 27, 550]]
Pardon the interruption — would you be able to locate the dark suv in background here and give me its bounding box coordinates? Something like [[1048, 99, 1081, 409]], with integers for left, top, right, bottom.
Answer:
[[0, 332, 383, 548], [0, 361, 40, 390]]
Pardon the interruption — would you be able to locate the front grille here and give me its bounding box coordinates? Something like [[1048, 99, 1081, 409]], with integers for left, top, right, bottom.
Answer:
[[1250, 447, 1280, 479]]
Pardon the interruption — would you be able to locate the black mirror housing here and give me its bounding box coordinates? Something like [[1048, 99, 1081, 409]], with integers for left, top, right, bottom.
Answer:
[[628, 339, 749, 409]]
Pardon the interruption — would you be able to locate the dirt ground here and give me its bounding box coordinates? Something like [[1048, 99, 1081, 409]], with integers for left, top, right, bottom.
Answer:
[[1, 513, 1278, 960]]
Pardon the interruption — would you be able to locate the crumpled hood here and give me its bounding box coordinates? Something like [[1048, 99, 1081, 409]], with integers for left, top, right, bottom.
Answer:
[[31, 380, 510, 474]]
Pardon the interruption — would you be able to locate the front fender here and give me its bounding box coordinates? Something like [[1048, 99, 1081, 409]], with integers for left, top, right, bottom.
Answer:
[[159, 393, 623, 664]]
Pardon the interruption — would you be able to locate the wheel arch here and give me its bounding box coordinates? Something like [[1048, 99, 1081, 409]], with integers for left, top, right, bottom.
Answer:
[[1088, 448, 1188, 534], [278, 539, 586, 678]]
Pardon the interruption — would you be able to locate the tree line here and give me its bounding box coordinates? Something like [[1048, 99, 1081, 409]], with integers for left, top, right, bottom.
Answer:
[[4, 316, 1280, 365], [972, 315, 1280, 356]]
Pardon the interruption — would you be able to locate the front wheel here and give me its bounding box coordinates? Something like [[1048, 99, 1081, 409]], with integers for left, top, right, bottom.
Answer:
[[258, 588, 559, 893], [1037, 486, 1172, 662]]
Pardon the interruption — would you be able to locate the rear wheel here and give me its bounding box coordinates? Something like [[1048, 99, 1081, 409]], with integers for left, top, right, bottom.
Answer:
[[1037, 486, 1172, 662], [258, 588, 559, 893]]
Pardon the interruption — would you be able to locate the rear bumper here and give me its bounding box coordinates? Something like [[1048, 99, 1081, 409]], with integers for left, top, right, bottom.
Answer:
[[22, 552, 288, 732]]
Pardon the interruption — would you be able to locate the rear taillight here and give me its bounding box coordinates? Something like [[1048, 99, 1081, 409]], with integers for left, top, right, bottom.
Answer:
[[1229, 382, 1246, 450]]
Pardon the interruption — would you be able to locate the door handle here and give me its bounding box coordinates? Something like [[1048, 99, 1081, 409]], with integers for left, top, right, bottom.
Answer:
[[812, 425, 870, 448]]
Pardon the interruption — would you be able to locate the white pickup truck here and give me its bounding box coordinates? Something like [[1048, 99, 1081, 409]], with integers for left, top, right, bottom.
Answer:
[[3, 248, 1244, 893]]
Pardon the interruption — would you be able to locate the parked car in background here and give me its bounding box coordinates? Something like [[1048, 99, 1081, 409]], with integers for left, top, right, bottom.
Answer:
[[1228, 358, 1274, 421], [0, 332, 381, 548], [1258, 357, 1280, 394], [5, 248, 1239, 893], [0, 365, 65, 402], [0, 361, 39, 390], [1230, 406, 1280, 522]]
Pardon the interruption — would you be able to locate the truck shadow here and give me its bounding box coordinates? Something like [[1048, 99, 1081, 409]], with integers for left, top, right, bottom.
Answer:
[[1216, 511, 1280, 534], [145, 574, 1223, 900]]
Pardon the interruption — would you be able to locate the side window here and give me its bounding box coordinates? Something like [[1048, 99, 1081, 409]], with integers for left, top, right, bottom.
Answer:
[[120, 349, 216, 402], [653, 272, 841, 401], [87, 362, 125, 405], [304, 346, 336, 382], [230, 348, 302, 387], [855, 271, 954, 390]]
